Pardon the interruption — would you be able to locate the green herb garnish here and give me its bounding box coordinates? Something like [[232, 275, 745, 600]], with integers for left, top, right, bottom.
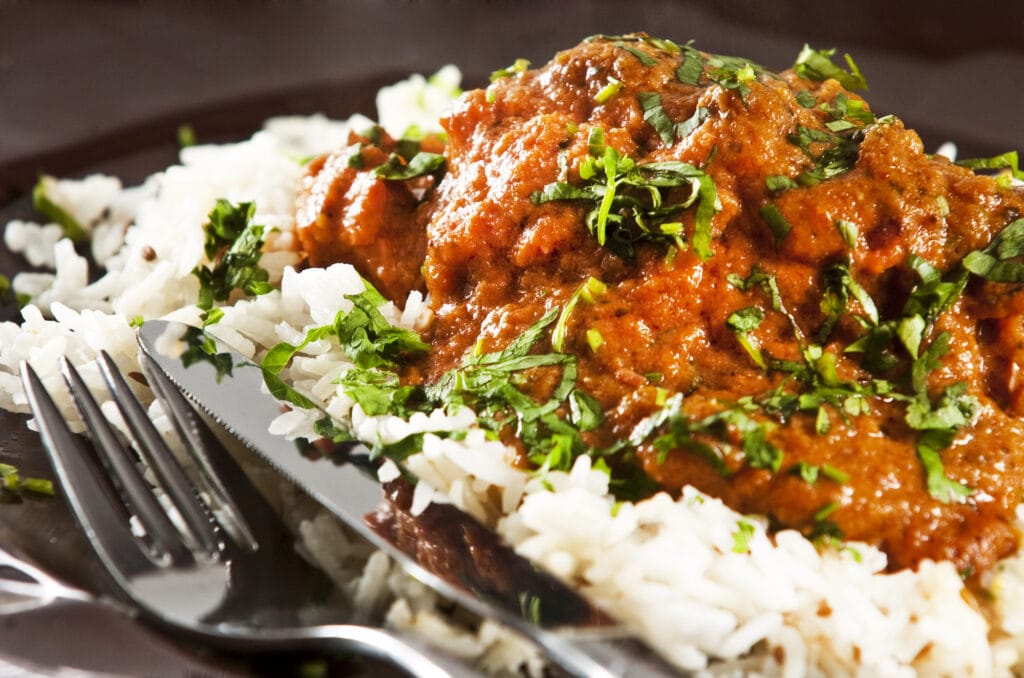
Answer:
[[177, 124, 196, 148], [956, 151, 1024, 185], [0, 463, 54, 497], [490, 58, 530, 82], [630, 392, 782, 475], [552, 277, 607, 352], [759, 203, 792, 246], [726, 306, 767, 369], [261, 281, 428, 411], [532, 127, 718, 260], [793, 45, 868, 91], [373, 152, 445, 181], [595, 77, 624, 104], [963, 217, 1024, 282], [32, 175, 87, 243], [732, 519, 755, 553], [191, 199, 275, 326]]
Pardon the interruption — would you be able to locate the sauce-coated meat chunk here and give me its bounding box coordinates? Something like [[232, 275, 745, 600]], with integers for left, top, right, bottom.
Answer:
[[296, 129, 437, 302], [297, 35, 1024, 575]]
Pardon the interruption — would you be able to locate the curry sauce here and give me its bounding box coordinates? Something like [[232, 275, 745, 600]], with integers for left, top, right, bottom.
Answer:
[[296, 36, 1024, 575]]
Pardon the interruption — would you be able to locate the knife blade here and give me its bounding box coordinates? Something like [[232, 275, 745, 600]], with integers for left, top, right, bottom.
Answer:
[[137, 320, 681, 678]]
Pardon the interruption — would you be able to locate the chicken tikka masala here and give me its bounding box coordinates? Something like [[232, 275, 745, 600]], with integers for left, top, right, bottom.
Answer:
[[295, 35, 1024, 576]]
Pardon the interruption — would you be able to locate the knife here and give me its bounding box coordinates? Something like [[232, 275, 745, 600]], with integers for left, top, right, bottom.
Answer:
[[138, 320, 680, 678]]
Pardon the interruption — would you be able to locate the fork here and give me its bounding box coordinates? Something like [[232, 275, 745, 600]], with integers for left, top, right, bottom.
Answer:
[[19, 351, 474, 678]]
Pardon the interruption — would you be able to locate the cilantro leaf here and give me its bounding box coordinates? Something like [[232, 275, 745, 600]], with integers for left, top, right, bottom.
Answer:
[[793, 45, 868, 91], [341, 368, 421, 417], [956, 151, 1024, 183], [759, 203, 792, 246], [0, 463, 54, 498], [425, 308, 606, 476], [732, 519, 755, 553], [532, 130, 719, 260], [179, 325, 237, 383], [191, 199, 275, 324], [676, 44, 704, 85], [32, 175, 87, 243], [333, 287, 430, 369], [490, 58, 530, 82], [726, 306, 767, 369], [260, 280, 428, 411], [595, 77, 624, 104], [963, 218, 1024, 282], [373, 152, 446, 181], [834, 219, 859, 247], [918, 436, 972, 503], [788, 125, 862, 186], [618, 43, 657, 66], [638, 92, 677, 146], [675, 106, 709, 140], [552, 277, 606, 352], [631, 392, 781, 475], [766, 175, 799, 193]]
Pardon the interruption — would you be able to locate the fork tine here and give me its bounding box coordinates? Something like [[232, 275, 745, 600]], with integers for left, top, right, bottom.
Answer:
[[139, 352, 259, 552], [94, 351, 220, 559], [58, 357, 193, 564], [19, 361, 154, 577]]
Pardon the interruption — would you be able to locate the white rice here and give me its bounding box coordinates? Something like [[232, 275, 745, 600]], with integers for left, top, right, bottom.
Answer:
[[2, 67, 1022, 677]]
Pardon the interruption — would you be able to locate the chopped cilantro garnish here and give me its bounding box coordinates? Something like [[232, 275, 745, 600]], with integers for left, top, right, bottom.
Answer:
[[177, 124, 196, 148], [795, 89, 818, 108], [956, 151, 1024, 183], [788, 125, 862, 186], [617, 43, 657, 66], [813, 500, 839, 522], [487, 58, 530, 102], [703, 55, 764, 101], [32, 175, 87, 243], [726, 306, 767, 369], [791, 461, 848, 485], [340, 368, 421, 418], [963, 217, 1024, 282], [676, 106, 709, 140], [532, 127, 718, 260], [552, 277, 607, 352], [373, 151, 445, 181], [490, 58, 530, 82], [630, 392, 782, 475], [262, 282, 428, 413], [759, 203, 792, 246], [818, 261, 878, 341], [766, 175, 799, 193], [732, 519, 755, 553], [175, 326, 236, 389], [638, 95, 709, 147], [793, 45, 868, 91], [834, 219, 859, 248], [676, 44, 703, 85], [638, 92, 677, 146], [191, 199, 275, 326], [0, 463, 54, 497], [595, 77, 624, 104]]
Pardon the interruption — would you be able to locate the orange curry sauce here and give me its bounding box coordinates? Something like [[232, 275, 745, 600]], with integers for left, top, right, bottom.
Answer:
[[295, 36, 1024, 575]]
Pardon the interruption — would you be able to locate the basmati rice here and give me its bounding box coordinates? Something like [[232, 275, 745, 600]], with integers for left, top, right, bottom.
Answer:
[[1, 66, 1022, 677]]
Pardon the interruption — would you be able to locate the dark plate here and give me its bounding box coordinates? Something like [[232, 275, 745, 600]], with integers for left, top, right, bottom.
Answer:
[[1, 1, 1023, 675]]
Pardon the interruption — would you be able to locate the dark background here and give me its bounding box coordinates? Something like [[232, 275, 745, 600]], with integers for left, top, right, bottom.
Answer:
[[2, 0, 1024, 204]]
